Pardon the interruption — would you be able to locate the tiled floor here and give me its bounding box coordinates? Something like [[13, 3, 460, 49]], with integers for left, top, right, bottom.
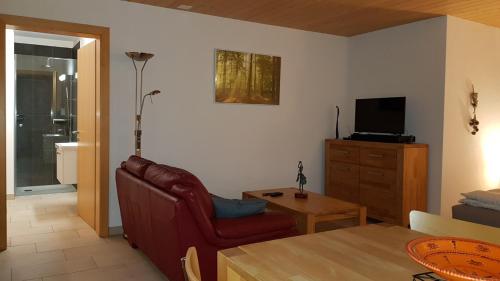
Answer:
[[2, 192, 168, 281]]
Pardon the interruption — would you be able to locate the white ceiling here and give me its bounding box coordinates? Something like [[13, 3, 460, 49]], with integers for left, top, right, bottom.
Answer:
[[14, 30, 81, 49]]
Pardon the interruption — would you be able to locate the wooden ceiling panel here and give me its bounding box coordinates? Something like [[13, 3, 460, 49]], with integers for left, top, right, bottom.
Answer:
[[127, 0, 500, 36]]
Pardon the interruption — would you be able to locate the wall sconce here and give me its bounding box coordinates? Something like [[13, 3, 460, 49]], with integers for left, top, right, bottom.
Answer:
[[469, 86, 479, 135]]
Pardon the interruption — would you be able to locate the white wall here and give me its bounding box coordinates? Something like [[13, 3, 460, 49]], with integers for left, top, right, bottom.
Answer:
[[0, 0, 350, 226], [441, 16, 500, 217], [347, 17, 448, 214]]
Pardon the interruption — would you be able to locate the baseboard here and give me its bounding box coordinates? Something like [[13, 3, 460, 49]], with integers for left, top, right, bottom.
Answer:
[[7, 194, 15, 200], [109, 226, 124, 236]]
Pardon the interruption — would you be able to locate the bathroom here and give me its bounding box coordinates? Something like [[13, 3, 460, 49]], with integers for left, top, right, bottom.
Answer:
[[9, 30, 80, 196]]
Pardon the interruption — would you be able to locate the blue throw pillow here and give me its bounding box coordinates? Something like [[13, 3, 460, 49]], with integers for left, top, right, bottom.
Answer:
[[212, 195, 267, 219]]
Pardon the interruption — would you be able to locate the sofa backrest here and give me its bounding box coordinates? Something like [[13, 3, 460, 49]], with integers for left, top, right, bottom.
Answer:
[[116, 167, 196, 281], [120, 156, 216, 242], [144, 163, 215, 219], [121, 155, 155, 178], [169, 183, 217, 237]]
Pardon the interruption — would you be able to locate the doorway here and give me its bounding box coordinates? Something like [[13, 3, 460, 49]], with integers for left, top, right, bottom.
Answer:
[[13, 31, 80, 197], [0, 14, 110, 251]]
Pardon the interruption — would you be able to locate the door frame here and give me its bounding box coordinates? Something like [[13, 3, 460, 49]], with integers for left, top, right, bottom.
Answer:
[[0, 14, 110, 250]]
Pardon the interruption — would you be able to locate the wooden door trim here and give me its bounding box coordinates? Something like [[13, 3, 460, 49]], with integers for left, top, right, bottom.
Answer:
[[0, 21, 7, 251], [0, 14, 110, 247]]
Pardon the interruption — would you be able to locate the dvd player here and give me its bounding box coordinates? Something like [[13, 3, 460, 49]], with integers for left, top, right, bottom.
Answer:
[[345, 133, 415, 144]]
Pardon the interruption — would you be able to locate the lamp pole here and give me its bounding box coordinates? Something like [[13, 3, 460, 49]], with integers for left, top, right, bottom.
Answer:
[[126, 52, 160, 156]]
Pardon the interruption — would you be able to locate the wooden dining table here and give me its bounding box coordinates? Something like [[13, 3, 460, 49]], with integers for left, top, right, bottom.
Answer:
[[218, 224, 429, 281]]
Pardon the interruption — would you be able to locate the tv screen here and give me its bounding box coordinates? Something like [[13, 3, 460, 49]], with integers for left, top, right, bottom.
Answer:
[[355, 97, 406, 134]]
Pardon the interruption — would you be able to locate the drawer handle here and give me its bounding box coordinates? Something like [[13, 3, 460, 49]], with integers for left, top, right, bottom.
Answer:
[[367, 170, 384, 176], [368, 153, 384, 158], [337, 150, 350, 155]]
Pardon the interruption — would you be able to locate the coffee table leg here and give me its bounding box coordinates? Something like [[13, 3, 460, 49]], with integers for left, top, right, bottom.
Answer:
[[359, 206, 367, 226], [306, 214, 316, 234]]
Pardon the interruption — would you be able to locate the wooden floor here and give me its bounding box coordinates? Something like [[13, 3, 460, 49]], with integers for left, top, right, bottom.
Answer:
[[1, 192, 167, 281]]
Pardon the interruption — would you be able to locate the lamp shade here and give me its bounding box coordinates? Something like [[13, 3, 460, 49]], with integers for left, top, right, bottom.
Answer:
[[126, 52, 154, 61]]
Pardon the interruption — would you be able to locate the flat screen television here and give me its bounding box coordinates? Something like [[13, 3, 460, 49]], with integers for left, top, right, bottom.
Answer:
[[355, 97, 406, 134]]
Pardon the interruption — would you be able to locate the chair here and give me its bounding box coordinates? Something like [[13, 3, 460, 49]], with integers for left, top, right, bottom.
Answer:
[[409, 210, 500, 244], [182, 247, 201, 281]]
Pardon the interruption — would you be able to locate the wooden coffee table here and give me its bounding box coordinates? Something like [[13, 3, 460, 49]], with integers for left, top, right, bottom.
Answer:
[[243, 187, 366, 234]]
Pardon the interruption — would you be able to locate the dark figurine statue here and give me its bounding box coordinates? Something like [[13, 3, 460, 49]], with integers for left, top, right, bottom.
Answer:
[[335, 106, 340, 139], [296, 161, 307, 195]]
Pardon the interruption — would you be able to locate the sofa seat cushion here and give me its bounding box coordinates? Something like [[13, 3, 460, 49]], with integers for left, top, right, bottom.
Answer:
[[214, 211, 296, 239]]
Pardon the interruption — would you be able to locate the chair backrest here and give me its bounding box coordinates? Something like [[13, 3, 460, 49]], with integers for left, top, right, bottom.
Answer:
[[409, 210, 500, 245], [182, 247, 201, 281]]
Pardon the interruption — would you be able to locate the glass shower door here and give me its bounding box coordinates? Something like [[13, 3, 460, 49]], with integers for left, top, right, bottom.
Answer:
[[15, 69, 64, 188]]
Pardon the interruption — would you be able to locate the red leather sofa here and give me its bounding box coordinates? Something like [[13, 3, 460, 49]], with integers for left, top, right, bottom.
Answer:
[[116, 156, 298, 281]]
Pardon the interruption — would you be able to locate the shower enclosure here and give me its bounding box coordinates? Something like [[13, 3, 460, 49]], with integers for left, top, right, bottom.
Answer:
[[15, 53, 77, 193]]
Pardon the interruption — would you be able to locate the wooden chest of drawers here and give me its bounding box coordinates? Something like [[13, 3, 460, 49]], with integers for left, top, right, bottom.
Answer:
[[325, 139, 428, 226]]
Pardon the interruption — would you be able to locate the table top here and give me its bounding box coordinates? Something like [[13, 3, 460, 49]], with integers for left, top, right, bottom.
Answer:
[[219, 224, 428, 281], [243, 187, 361, 216]]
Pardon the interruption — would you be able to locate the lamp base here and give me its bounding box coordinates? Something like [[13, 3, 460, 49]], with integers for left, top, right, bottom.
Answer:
[[295, 192, 308, 199]]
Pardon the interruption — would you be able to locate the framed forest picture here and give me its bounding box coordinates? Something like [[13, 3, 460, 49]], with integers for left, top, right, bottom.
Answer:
[[215, 49, 281, 105]]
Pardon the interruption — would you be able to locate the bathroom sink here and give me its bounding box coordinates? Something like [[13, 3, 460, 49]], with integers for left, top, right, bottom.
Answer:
[[55, 142, 78, 148], [42, 133, 66, 137]]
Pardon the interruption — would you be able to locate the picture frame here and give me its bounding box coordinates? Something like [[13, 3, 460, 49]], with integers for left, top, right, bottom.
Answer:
[[215, 49, 281, 105]]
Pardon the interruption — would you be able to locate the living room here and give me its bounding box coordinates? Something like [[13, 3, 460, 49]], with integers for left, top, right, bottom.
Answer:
[[1, 1, 500, 281]]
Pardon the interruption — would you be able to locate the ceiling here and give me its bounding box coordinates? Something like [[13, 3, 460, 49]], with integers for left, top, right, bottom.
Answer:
[[127, 0, 500, 36]]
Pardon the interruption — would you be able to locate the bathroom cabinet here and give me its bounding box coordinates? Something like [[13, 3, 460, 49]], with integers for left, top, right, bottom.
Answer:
[[55, 142, 78, 185]]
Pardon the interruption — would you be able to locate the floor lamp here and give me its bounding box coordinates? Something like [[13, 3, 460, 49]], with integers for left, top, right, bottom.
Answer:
[[126, 51, 161, 156]]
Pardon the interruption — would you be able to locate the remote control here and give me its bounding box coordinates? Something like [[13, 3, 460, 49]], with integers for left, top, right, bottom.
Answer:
[[263, 192, 283, 197]]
